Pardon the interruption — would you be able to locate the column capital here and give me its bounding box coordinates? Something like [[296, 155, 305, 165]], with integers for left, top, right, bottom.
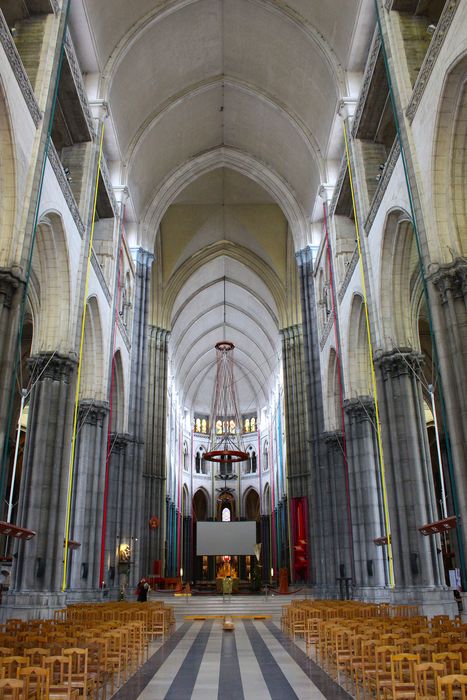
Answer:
[[78, 399, 109, 425], [374, 347, 424, 379], [344, 395, 375, 422], [428, 257, 467, 304], [321, 430, 343, 448], [109, 432, 131, 452], [28, 352, 77, 382], [0, 267, 24, 308]]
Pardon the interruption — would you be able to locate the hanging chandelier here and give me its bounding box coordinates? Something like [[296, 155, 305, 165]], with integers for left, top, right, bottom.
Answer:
[[203, 341, 248, 466]]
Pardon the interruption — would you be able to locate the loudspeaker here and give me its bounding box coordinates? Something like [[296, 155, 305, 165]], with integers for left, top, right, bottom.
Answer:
[[366, 559, 374, 577], [339, 564, 346, 578], [410, 552, 419, 576], [108, 566, 115, 581], [81, 562, 88, 579]]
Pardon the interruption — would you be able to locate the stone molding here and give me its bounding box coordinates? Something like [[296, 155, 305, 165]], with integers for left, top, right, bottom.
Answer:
[[295, 246, 314, 268], [319, 312, 334, 350], [0, 268, 23, 308], [344, 395, 375, 422], [63, 30, 95, 138], [322, 430, 343, 448], [99, 154, 118, 216], [375, 347, 424, 380], [117, 314, 131, 351], [91, 251, 111, 304], [364, 139, 401, 233], [406, 0, 461, 123], [78, 399, 109, 426], [0, 10, 42, 127], [329, 154, 348, 217], [428, 257, 467, 304], [48, 142, 85, 237], [337, 246, 359, 303], [28, 352, 76, 382], [352, 29, 382, 138]]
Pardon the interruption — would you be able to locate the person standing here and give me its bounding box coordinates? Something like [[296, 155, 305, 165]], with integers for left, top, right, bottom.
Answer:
[[137, 579, 150, 602], [222, 575, 232, 602]]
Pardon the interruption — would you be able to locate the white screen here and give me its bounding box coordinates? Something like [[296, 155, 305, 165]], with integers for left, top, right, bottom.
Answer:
[[196, 522, 257, 555]]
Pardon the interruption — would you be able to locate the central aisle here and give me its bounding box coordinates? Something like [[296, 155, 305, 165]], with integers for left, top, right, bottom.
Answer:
[[111, 617, 353, 700]]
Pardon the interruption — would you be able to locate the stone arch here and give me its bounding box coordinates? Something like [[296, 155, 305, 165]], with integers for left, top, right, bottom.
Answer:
[[263, 483, 271, 515], [347, 293, 371, 397], [110, 350, 125, 433], [380, 210, 420, 348], [244, 488, 260, 521], [326, 348, 340, 431], [0, 77, 16, 265], [30, 212, 72, 354], [182, 484, 190, 515], [245, 445, 257, 474], [192, 487, 209, 521], [80, 296, 105, 401], [433, 51, 467, 261]]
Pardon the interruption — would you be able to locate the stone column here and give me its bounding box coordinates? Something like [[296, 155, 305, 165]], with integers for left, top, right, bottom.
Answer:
[[295, 247, 334, 589], [125, 248, 153, 588], [429, 259, 467, 566], [260, 514, 271, 583], [344, 397, 387, 590], [322, 431, 352, 592], [104, 433, 129, 593], [0, 270, 24, 505], [7, 353, 76, 609], [68, 400, 109, 597], [375, 348, 443, 589], [142, 326, 169, 577]]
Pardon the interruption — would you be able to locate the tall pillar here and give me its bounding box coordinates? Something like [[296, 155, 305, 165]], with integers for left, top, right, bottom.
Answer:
[[375, 348, 443, 589], [105, 433, 129, 594], [0, 270, 24, 506], [295, 247, 333, 589], [142, 326, 169, 577], [126, 248, 153, 588], [429, 259, 467, 566], [344, 397, 387, 591], [68, 400, 109, 598], [322, 431, 352, 591], [6, 353, 76, 612]]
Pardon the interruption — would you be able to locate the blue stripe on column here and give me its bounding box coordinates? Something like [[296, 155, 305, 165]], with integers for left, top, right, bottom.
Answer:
[[164, 620, 214, 699]]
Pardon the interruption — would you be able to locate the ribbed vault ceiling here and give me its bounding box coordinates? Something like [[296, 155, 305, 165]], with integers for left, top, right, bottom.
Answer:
[[71, 0, 374, 413]]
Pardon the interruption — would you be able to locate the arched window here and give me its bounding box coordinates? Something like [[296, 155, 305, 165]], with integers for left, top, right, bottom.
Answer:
[[250, 417, 256, 432], [201, 418, 207, 434], [263, 441, 269, 471], [244, 418, 250, 433], [245, 445, 256, 473], [222, 506, 231, 522], [195, 418, 201, 433], [183, 441, 189, 471]]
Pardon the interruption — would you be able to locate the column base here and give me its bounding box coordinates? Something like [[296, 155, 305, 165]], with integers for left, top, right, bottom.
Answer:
[[65, 588, 119, 604], [388, 586, 458, 618], [0, 591, 67, 622]]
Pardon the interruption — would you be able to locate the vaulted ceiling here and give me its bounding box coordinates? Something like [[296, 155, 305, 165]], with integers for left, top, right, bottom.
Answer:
[[71, 0, 374, 414]]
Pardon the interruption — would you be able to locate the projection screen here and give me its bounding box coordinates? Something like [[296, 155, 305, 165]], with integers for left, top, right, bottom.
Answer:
[[196, 522, 257, 555]]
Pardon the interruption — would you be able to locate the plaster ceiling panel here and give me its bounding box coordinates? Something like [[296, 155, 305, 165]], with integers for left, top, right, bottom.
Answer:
[[223, 0, 338, 153], [108, 0, 222, 157], [284, 0, 366, 67], [223, 86, 319, 213], [161, 204, 287, 284], [174, 168, 274, 204], [127, 87, 223, 216]]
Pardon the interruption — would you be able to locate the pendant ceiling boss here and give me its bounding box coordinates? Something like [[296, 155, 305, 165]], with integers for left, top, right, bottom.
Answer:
[[203, 342, 249, 465]]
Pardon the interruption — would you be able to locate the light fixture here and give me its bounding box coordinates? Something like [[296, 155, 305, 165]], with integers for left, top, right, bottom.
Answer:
[[204, 342, 248, 468]]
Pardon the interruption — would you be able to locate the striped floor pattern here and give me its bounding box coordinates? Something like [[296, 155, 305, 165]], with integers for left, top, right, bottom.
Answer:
[[112, 620, 353, 700]]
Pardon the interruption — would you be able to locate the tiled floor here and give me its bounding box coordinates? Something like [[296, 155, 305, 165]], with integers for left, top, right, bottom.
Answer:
[[111, 619, 353, 700]]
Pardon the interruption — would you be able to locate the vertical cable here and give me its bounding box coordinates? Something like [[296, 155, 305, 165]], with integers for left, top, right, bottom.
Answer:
[[62, 123, 105, 591], [342, 121, 395, 587]]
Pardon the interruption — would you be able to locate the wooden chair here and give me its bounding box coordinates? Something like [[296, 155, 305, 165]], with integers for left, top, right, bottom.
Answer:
[[26, 649, 50, 667], [432, 651, 462, 674], [0, 658, 30, 680], [18, 666, 49, 700], [414, 661, 445, 700], [437, 674, 467, 700], [62, 648, 96, 699], [381, 653, 419, 699], [44, 656, 80, 700], [363, 645, 399, 699], [0, 678, 25, 700]]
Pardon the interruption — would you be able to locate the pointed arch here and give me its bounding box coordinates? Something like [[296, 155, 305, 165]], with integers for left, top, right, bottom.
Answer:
[[244, 487, 260, 521], [110, 350, 125, 433], [0, 77, 16, 265], [325, 348, 340, 431], [30, 212, 72, 353], [347, 293, 371, 398], [80, 296, 105, 401]]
